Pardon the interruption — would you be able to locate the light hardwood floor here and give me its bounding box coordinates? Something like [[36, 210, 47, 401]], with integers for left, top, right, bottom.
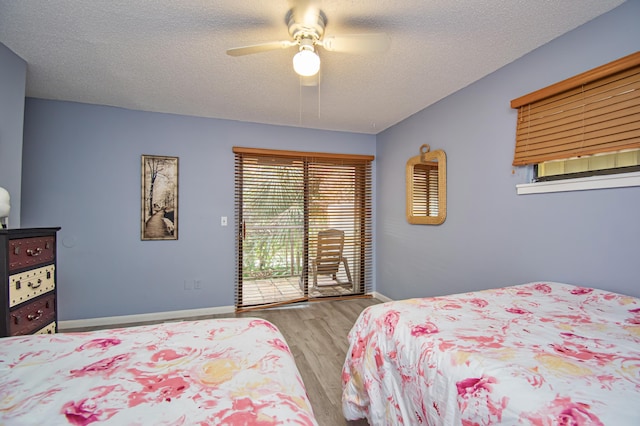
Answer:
[[64, 297, 381, 426]]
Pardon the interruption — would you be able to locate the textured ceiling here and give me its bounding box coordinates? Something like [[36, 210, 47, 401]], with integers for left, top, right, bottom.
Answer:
[[0, 0, 626, 134]]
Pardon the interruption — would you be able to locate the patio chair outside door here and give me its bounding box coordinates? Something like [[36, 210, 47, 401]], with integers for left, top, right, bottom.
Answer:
[[311, 229, 353, 289]]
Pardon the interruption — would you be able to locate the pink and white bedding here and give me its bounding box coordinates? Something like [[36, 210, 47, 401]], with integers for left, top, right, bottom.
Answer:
[[342, 282, 640, 425], [0, 317, 318, 425]]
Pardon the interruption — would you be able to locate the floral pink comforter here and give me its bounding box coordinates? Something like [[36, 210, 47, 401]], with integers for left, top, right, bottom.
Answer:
[[342, 282, 640, 425], [0, 318, 317, 425]]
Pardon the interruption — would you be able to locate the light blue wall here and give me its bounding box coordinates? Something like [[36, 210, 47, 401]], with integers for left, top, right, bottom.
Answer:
[[0, 42, 27, 228], [22, 100, 376, 320], [376, 0, 640, 299], [18, 0, 640, 321]]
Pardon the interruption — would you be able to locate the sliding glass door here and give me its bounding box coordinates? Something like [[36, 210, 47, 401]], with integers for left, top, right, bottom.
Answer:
[[234, 148, 373, 311]]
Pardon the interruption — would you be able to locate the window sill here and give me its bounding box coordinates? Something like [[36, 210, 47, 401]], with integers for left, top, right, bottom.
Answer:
[[516, 171, 640, 195]]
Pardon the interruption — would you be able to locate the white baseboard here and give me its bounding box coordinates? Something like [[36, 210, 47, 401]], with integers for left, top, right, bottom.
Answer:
[[373, 291, 393, 302], [60, 295, 393, 331], [58, 305, 236, 331]]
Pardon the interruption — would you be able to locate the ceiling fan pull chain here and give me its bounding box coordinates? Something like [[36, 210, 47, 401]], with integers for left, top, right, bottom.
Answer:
[[317, 70, 321, 119]]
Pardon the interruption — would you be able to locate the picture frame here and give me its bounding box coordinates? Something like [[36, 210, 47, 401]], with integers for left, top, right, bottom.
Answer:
[[141, 155, 179, 240]]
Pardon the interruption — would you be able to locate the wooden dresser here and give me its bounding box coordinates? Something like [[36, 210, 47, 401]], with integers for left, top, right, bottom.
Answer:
[[0, 227, 60, 337]]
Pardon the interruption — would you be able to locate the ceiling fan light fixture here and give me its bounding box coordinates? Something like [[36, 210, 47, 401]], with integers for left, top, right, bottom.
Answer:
[[227, 7, 389, 83], [293, 45, 320, 77]]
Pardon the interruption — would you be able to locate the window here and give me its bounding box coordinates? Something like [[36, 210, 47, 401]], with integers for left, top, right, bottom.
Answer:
[[536, 148, 640, 181], [511, 51, 640, 193], [233, 147, 373, 311]]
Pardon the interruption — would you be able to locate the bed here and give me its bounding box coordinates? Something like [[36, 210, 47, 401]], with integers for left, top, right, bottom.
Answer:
[[342, 282, 640, 425], [0, 317, 318, 425]]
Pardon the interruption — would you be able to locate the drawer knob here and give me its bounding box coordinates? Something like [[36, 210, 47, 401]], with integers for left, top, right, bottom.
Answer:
[[27, 310, 44, 321], [27, 279, 42, 289], [26, 247, 43, 257]]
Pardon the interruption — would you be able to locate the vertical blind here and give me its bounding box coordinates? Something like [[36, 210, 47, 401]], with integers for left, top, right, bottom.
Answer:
[[511, 51, 640, 166], [233, 147, 373, 310]]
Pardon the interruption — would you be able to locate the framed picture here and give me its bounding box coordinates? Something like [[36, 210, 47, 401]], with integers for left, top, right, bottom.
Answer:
[[141, 155, 179, 240]]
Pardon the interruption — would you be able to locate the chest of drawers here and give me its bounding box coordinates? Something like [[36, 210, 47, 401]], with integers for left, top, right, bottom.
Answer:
[[1, 227, 60, 337]]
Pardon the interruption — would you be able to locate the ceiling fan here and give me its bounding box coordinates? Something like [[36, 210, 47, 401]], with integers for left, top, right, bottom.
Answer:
[[226, 1, 390, 79]]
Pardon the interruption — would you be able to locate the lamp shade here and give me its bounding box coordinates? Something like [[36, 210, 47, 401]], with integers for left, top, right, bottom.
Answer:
[[293, 49, 320, 77], [0, 187, 10, 228]]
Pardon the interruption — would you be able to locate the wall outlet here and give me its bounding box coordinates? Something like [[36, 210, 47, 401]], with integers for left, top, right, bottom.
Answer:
[[221, 216, 228, 226], [194, 280, 202, 290]]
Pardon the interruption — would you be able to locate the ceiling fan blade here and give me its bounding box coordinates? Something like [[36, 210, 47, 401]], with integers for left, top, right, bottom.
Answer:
[[318, 33, 391, 54], [226, 40, 297, 56]]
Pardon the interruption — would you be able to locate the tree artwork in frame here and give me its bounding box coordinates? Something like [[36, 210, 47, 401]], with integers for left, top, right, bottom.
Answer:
[[141, 155, 178, 240]]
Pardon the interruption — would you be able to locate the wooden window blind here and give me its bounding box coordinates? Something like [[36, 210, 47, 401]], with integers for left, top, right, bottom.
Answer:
[[511, 51, 640, 167], [233, 147, 373, 310]]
